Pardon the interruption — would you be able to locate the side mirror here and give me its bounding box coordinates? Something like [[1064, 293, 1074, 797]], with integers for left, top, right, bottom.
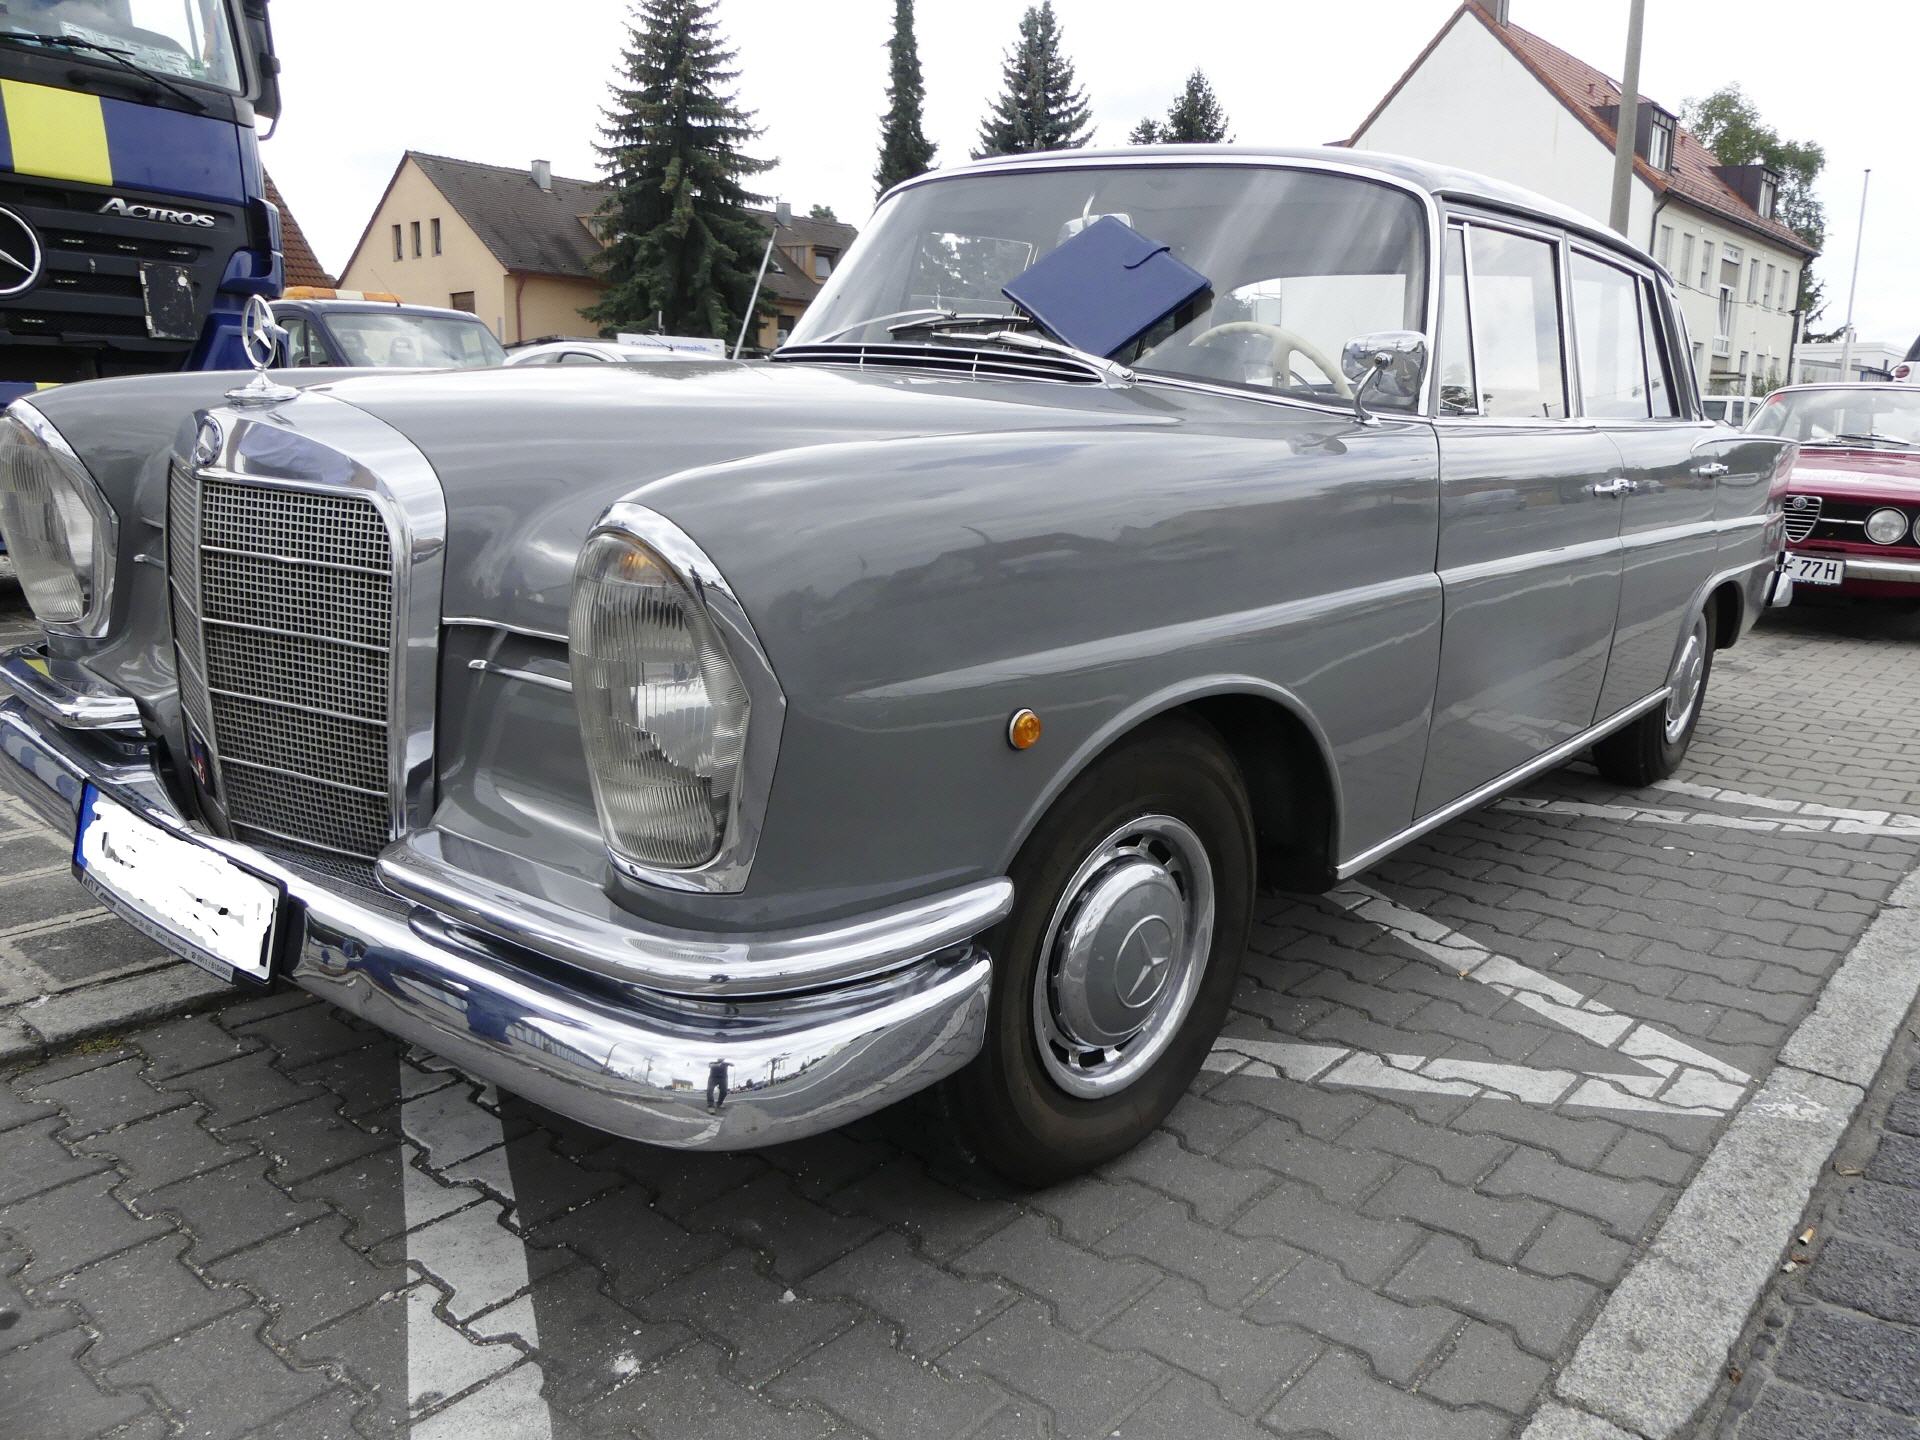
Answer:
[[1341, 330, 1428, 423]]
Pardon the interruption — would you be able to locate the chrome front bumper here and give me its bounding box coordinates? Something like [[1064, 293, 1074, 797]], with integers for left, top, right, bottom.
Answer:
[[0, 679, 1002, 1150]]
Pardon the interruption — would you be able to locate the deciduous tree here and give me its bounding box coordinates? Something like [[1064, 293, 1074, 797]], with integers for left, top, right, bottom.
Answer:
[[975, 2, 1093, 157], [875, 0, 937, 195], [590, 0, 772, 338]]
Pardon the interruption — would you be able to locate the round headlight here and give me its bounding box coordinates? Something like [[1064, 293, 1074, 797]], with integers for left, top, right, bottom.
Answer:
[[569, 527, 750, 871], [1865, 507, 1911, 546], [0, 405, 115, 633]]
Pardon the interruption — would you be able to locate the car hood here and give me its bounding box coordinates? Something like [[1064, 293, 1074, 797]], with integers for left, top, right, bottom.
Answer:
[[1786, 446, 1920, 501], [319, 358, 1210, 638]]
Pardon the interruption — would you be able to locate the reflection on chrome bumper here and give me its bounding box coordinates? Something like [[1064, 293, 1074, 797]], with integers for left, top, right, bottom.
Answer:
[[1843, 555, 1920, 583], [0, 695, 997, 1150]]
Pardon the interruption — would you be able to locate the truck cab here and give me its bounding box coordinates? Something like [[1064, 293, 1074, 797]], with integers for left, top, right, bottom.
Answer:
[[0, 1, 283, 405]]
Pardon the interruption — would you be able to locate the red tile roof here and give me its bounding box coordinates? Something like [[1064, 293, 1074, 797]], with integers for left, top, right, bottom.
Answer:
[[265, 172, 332, 289], [1353, 2, 1816, 259]]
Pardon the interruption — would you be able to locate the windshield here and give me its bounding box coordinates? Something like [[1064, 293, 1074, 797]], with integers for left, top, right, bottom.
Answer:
[[791, 165, 1430, 409], [323, 311, 506, 370], [0, 0, 242, 92], [1749, 387, 1920, 448]]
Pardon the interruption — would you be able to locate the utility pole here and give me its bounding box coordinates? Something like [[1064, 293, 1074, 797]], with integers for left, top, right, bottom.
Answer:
[[1836, 169, 1870, 384], [735, 200, 792, 359], [1608, 0, 1647, 235]]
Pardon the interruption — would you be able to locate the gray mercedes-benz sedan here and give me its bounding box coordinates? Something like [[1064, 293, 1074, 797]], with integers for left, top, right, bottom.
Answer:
[[0, 147, 1792, 1184]]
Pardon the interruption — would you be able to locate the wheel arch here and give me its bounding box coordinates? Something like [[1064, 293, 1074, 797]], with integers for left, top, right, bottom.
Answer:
[[1000, 678, 1344, 894]]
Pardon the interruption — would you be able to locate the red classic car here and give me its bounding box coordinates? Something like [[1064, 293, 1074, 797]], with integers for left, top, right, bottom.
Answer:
[[1752, 383, 1920, 600]]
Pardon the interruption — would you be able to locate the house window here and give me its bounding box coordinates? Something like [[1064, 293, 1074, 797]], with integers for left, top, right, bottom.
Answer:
[[1747, 259, 1760, 303], [1648, 110, 1676, 172], [432, 218, 442, 256], [1678, 233, 1694, 287], [392, 224, 402, 261], [1758, 173, 1777, 219], [1716, 285, 1734, 354], [1657, 226, 1674, 267], [410, 221, 422, 258], [813, 248, 835, 280], [1698, 241, 1713, 292], [1763, 265, 1775, 310], [449, 291, 475, 313], [1779, 268, 1795, 311]]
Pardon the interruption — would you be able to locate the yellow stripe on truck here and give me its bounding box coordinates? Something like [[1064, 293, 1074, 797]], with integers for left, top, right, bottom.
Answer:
[[1, 80, 111, 187]]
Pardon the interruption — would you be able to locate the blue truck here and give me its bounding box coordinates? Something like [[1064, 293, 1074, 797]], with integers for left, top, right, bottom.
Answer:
[[0, 1, 283, 409]]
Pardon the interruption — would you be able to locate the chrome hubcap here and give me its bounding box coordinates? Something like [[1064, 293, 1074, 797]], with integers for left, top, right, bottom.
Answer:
[[1033, 815, 1214, 1098], [1663, 619, 1708, 743]]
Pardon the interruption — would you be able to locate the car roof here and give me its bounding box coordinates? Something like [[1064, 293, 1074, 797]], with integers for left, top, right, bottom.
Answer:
[[276, 299, 484, 321], [885, 143, 1666, 279], [1766, 383, 1920, 395]]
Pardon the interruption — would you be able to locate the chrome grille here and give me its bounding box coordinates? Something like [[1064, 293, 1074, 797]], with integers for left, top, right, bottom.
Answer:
[[169, 469, 397, 859], [1783, 496, 1822, 543]]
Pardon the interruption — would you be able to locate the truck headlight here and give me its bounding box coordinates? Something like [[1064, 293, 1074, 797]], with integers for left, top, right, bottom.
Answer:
[[0, 404, 116, 634], [570, 509, 770, 882]]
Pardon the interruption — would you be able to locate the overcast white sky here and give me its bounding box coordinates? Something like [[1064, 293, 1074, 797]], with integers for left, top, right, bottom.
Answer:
[[265, 0, 1914, 344]]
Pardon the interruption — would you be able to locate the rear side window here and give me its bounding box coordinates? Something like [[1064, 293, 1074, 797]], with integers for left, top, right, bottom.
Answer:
[[1570, 253, 1650, 419], [1467, 228, 1568, 420]]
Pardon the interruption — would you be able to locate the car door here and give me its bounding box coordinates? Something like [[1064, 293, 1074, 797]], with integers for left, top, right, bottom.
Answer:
[[1572, 255, 1723, 715], [1416, 218, 1627, 816]]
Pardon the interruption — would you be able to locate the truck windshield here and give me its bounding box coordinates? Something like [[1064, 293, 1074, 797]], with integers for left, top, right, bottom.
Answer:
[[323, 311, 507, 370], [0, 0, 243, 93], [790, 164, 1430, 408]]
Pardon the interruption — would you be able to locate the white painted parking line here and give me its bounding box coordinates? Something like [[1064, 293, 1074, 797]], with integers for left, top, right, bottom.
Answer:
[[1496, 784, 1920, 838], [400, 1053, 554, 1440], [1208, 884, 1752, 1117]]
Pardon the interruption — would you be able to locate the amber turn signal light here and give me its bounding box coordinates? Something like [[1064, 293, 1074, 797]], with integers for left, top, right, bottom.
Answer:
[[1007, 708, 1042, 750]]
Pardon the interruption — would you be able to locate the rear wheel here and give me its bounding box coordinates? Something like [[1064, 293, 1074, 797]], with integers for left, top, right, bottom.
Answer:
[[940, 717, 1255, 1187], [1593, 602, 1716, 787]]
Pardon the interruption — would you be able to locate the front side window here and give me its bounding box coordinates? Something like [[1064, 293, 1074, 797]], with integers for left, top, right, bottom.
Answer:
[[1639, 281, 1679, 418], [1466, 227, 1567, 420], [0, 0, 244, 93], [791, 165, 1430, 410], [1570, 252, 1649, 419]]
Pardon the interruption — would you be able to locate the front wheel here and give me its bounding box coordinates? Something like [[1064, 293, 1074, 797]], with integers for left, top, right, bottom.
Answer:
[[939, 716, 1255, 1187], [1592, 602, 1716, 787]]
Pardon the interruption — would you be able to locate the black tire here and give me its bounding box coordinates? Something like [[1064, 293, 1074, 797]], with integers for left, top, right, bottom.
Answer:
[[938, 715, 1255, 1187], [1592, 600, 1716, 787]]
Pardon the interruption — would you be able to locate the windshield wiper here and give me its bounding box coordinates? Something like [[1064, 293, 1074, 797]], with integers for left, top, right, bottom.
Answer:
[[4, 32, 207, 112], [803, 308, 1013, 345], [889, 311, 1024, 336], [1830, 431, 1915, 449], [918, 321, 1136, 387]]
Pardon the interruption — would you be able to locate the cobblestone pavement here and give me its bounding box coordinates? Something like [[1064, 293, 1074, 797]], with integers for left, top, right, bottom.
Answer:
[[1700, 996, 1920, 1439], [2, 593, 1918, 1440]]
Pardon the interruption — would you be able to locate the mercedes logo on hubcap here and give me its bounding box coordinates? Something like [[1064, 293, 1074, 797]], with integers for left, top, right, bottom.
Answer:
[[0, 205, 43, 299], [1115, 915, 1175, 1009]]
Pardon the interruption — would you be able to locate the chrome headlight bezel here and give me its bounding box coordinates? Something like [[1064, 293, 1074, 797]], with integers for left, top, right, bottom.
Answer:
[[568, 503, 785, 894], [0, 400, 118, 637], [1864, 506, 1911, 546]]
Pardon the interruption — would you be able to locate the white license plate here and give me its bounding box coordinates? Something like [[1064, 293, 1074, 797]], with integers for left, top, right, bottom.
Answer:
[[74, 786, 281, 981], [1784, 553, 1844, 587]]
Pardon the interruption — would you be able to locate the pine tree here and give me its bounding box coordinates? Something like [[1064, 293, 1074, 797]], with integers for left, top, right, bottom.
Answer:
[[1127, 117, 1162, 145], [1161, 69, 1231, 143], [809, 203, 838, 221], [589, 0, 773, 338], [974, 2, 1093, 157], [874, 0, 937, 196]]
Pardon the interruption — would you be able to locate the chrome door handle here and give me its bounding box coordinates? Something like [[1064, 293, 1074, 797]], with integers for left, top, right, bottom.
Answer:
[[1588, 478, 1636, 498], [1693, 461, 1730, 478]]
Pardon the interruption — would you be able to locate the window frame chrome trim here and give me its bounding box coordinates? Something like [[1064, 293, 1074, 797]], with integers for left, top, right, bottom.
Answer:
[[5, 399, 120, 639], [573, 501, 787, 896], [189, 395, 448, 842]]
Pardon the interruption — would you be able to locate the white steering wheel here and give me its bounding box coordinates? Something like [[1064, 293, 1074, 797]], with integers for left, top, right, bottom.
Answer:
[[1191, 321, 1353, 398]]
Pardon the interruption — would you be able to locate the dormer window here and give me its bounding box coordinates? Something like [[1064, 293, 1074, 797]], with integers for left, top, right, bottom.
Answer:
[[1646, 109, 1675, 172], [1757, 171, 1778, 219]]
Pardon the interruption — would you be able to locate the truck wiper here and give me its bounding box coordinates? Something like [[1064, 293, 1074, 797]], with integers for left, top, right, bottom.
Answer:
[[5, 32, 207, 112]]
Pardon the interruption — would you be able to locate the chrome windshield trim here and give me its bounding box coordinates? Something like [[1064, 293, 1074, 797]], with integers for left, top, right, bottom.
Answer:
[[575, 502, 787, 896], [5, 398, 120, 640], [378, 826, 1014, 998]]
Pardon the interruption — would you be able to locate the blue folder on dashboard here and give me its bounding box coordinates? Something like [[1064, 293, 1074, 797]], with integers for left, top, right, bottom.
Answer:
[[1002, 217, 1210, 359]]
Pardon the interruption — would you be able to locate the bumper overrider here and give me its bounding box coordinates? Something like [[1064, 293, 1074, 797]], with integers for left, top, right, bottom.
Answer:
[[0, 651, 1006, 1150]]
